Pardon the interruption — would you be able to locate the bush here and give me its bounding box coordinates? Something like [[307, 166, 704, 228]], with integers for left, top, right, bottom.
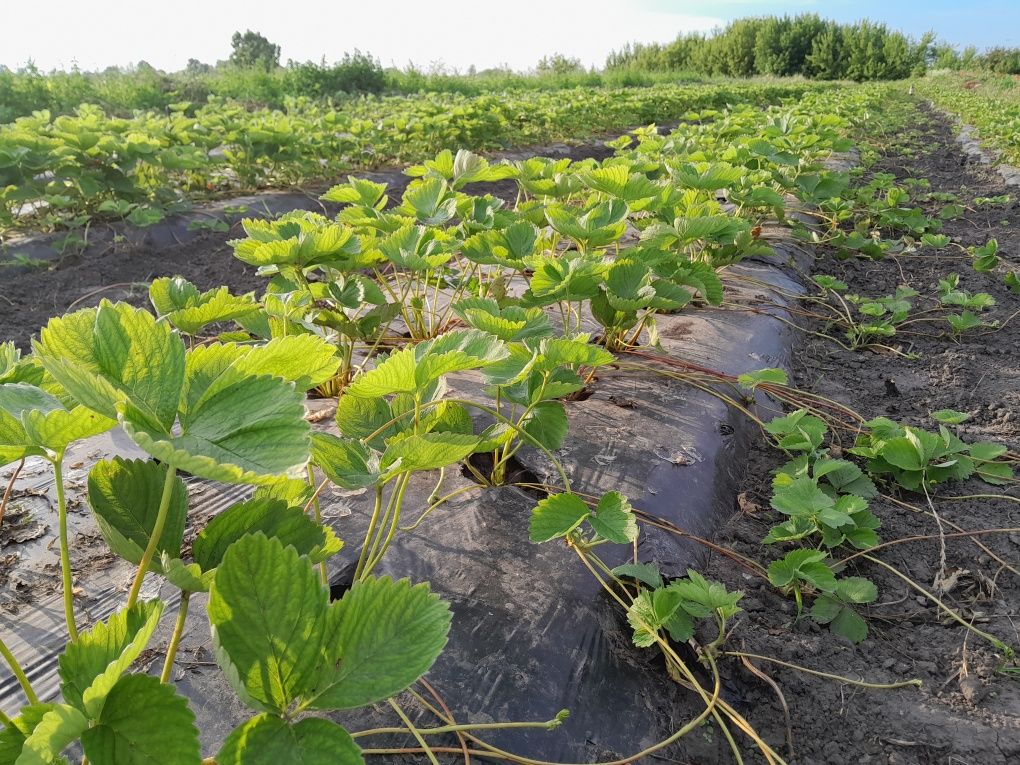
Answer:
[[284, 51, 387, 96]]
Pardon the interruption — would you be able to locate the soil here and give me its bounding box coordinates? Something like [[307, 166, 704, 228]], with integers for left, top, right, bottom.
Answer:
[[697, 103, 1020, 764]]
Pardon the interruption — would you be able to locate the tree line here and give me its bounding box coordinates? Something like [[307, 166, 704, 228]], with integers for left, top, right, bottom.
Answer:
[[606, 14, 1020, 80], [606, 16, 935, 80], [3, 19, 1020, 124]]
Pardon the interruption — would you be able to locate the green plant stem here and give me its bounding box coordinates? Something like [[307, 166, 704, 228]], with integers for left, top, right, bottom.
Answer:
[[353, 486, 385, 581], [126, 465, 178, 609], [352, 717, 565, 739], [160, 591, 190, 684], [361, 473, 411, 579], [306, 464, 327, 586], [387, 697, 441, 765], [0, 708, 14, 730], [491, 375, 550, 484], [51, 457, 78, 642], [360, 396, 572, 492], [443, 398, 571, 492], [862, 553, 1014, 657], [359, 489, 399, 577], [0, 634, 38, 705], [572, 547, 781, 765], [403, 677, 725, 765], [401, 484, 482, 532], [725, 651, 922, 689], [0, 458, 25, 530]]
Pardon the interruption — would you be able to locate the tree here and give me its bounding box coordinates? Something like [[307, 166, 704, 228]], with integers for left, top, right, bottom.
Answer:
[[229, 30, 281, 70], [807, 23, 846, 79], [536, 54, 584, 76], [185, 58, 212, 75], [714, 19, 759, 76]]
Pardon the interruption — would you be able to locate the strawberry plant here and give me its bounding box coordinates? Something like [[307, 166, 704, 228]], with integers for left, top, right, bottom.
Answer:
[[477, 334, 615, 484], [0, 300, 471, 765], [851, 417, 1014, 489], [936, 273, 996, 312], [527, 490, 769, 763], [757, 410, 883, 641]]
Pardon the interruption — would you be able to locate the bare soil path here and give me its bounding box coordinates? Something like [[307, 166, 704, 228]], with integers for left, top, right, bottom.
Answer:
[[702, 101, 1020, 765]]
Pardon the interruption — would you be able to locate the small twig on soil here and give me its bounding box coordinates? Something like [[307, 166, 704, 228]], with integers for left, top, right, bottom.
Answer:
[[862, 554, 1014, 657], [0, 458, 25, 531], [66, 281, 150, 311], [737, 647, 795, 760], [724, 651, 922, 690], [840, 527, 1020, 566], [921, 481, 950, 592]]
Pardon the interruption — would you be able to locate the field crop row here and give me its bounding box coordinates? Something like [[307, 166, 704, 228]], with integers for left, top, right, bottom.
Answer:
[[918, 73, 1020, 164], [0, 80, 836, 237]]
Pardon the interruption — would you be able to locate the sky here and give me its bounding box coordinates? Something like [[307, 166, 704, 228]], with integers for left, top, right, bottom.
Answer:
[[2, 0, 1018, 74]]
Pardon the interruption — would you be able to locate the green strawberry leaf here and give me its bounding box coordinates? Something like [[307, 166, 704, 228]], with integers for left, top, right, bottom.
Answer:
[[626, 588, 682, 648], [380, 432, 479, 476], [0, 705, 56, 765], [58, 601, 164, 717], [209, 534, 328, 714], [880, 437, 926, 472], [587, 491, 638, 544], [811, 595, 869, 643], [612, 562, 664, 589], [86, 459, 188, 572], [529, 492, 590, 542], [80, 674, 200, 765], [311, 433, 381, 489], [334, 395, 396, 448], [931, 409, 970, 425], [193, 496, 341, 573], [0, 384, 114, 456], [520, 401, 568, 451], [160, 556, 215, 593], [771, 477, 833, 517], [122, 369, 310, 485], [218, 715, 362, 765], [305, 576, 451, 710], [13, 704, 87, 765], [35, 302, 185, 433], [150, 277, 259, 336], [227, 335, 340, 392]]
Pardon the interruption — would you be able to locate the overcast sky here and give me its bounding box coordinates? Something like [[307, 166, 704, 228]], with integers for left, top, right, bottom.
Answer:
[[3, 1, 1018, 73]]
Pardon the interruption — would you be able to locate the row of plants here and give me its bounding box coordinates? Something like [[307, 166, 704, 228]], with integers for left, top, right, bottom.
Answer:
[[0, 56, 692, 124], [758, 116, 1020, 351], [917, 72, 1020, 165], [0, 80, 838, 237], [1, 86, 1017, 764]]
